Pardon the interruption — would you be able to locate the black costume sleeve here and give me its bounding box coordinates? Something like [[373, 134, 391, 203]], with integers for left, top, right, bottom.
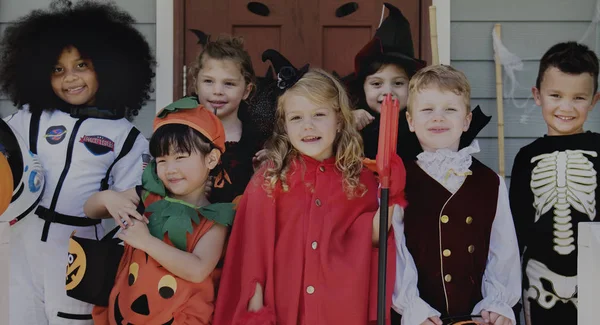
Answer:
[[509, 147, 535, 256]]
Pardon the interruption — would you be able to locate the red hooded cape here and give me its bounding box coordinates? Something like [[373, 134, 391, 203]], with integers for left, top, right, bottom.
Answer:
[[213, 155, 396, 325]]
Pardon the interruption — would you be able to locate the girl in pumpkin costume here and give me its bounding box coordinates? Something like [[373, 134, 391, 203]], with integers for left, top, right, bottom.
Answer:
[[85, 105, 234, 325], [213, 69, 406, 325]]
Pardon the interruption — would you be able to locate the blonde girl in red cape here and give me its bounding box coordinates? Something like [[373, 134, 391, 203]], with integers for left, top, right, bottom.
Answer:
[[213, 68, 407, 325]]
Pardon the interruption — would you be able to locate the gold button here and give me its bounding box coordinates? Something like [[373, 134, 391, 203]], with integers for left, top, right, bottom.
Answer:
[[315, 199, 321, 206], [319, 166, 325, 172], [306, 286, 315, 294], [311, 241, 318, 250], [443, 249, 451, 257], [440, 215, 449, 223], [444, 274, 452, 283], [466, 216, 473, 224], [468, 245, 475, 253]]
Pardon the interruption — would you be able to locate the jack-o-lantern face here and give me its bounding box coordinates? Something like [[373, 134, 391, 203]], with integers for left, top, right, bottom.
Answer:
[[66, 238, 87, 290], [0, 117, 44, 222], [111, 248, 199, 325], [443, 316, 486, 325]]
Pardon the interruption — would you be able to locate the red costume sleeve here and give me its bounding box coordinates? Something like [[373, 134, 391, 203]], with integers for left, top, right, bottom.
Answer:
[[213, 171, 277, 325]]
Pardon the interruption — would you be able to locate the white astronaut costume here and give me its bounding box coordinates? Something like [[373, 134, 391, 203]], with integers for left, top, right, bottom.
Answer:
[[4, 107, 149, 325]]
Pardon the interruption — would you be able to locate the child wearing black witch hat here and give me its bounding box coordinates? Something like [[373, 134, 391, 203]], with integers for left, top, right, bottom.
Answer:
[[0, 1, 154, 323], [345, 2, 426, 160], [346, 3, 490, 161]]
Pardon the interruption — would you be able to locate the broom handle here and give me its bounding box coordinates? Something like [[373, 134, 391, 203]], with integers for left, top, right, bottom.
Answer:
[[429, 6, 439, 65], [377, 189, 390, 325], [494, 24, 505, 177]]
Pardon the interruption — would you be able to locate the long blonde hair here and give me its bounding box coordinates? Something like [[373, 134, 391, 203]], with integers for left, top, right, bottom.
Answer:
[[263, 69, 366, 198]]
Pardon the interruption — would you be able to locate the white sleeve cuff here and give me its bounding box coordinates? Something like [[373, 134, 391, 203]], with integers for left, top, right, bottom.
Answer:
[[472, 299, 516, 325], [395, 297, 441, 325]]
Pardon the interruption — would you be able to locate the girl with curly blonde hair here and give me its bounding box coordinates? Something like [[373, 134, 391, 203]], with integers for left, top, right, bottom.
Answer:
[[213, 68, 407, 325], [263, 69, 366, 198]]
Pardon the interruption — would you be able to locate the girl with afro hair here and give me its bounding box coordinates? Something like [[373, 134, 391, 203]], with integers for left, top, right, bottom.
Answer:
[[0, 1, 155, 324]]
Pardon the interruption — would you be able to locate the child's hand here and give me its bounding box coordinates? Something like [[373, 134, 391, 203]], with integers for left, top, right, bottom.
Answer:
[[481, 310, 512, 325], [372, 205, 399, 245], [102, 188, 148, 229], [353, 109, 375, 130], [420, 316, 442, 325], [385, 154, 407, 208], [253, 149, 269, 169], [248, 282, 264, 312], [117, 219, 152, 250]]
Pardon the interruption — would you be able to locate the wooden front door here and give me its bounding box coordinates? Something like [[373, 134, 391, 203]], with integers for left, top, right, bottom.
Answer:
[[174, 0, 430, 100]]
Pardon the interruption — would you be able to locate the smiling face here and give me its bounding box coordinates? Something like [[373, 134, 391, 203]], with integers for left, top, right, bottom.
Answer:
[[50, 46, 99, 106], [362, 64, 409, 113], [407, 87, 472, 152], [195, 57, 251, 119], [155, 147, 219, 205], [283, 94, 339, 161], [533, 67, 599, 136]]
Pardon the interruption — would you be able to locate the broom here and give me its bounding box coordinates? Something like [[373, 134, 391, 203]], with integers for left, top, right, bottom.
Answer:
[[493, 24, 505, 177], [429, 5, 439, 65], [377, 94, 400, 325]]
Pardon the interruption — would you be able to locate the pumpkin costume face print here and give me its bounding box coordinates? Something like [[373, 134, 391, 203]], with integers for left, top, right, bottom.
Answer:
[[109, 248, 212, 325]]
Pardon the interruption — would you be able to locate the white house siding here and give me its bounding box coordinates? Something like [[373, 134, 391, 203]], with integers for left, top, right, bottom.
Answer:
[[450, 0, 600, 186]]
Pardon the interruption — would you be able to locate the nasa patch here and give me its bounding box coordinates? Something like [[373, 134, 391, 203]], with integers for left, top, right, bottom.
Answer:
[[80, 135, 115, 155], [44, 125, 67, 144]]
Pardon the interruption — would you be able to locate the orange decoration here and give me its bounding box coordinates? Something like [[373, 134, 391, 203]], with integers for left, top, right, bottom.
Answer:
[[0, 153, 13, 215]]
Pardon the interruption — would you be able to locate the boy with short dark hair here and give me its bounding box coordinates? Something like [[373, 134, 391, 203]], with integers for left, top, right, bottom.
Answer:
[[509, 41, 600, 325]]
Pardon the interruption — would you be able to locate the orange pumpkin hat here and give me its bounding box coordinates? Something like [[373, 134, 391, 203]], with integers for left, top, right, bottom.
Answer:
[[154, 101, 226, 152]]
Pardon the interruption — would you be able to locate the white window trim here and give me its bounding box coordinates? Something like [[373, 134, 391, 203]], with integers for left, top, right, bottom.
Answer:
[[433, 0, 451, 65], [155, 0, 174, 112]]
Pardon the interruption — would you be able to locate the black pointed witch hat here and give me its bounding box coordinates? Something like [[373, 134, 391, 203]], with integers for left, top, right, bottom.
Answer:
[[247, 49, 309, 142], [354, 2, 426, 78], [261, 49, 309, 90]]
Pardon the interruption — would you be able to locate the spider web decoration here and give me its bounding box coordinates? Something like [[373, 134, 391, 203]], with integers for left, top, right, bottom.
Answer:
[[491, 0, 600, 125]]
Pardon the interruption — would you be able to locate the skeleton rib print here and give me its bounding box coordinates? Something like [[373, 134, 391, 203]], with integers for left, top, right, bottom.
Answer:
[[530, 150, 597, 255]]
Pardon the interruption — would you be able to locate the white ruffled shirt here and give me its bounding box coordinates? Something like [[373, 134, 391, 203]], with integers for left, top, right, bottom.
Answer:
[[416, 141, 480, 193], [392, 140, 521, 325]]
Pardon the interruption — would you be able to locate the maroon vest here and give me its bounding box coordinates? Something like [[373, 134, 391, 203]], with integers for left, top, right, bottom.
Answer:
[[403, 158, 499, 317]]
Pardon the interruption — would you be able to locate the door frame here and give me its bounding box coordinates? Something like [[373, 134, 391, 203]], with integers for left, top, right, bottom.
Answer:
[[156, 0, 451, 109]]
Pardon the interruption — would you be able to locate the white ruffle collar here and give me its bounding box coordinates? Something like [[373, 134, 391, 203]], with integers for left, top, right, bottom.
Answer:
[[416, 140, 480, 192]]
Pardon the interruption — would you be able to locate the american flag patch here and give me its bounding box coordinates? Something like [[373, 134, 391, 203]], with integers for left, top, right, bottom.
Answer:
[[142, 153, 152, 170]]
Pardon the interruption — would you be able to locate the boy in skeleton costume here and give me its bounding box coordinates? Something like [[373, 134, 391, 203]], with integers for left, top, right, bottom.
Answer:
[[392, 65, 521, 325], [0, 1, 155, 324], [509, 42, 600, 325]]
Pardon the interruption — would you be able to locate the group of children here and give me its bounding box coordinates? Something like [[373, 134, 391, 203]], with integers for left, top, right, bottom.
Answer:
[[0, 1, 598, 325]]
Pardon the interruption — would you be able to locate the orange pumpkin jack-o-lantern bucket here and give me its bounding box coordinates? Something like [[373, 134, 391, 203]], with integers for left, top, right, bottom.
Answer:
[[0, 153, 12, 215], [0, 118, 44, 222], [442, 315, 486, 325]]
